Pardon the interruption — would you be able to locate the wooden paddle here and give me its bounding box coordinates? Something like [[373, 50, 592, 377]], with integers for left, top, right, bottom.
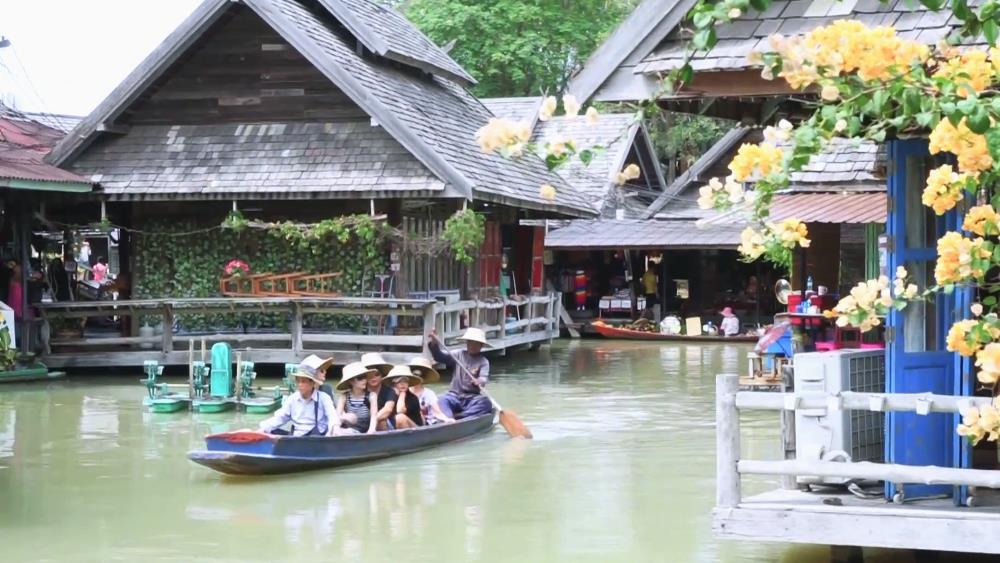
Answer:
[[448, 348, 532, 440]]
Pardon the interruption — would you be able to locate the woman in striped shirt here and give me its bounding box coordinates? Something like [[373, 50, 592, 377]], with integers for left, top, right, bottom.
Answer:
[[335, 362, 379, 434]]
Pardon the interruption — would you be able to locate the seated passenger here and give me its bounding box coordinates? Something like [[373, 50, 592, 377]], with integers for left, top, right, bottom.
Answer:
[[335, 362, 379, 434], [258, 369, 340, 436], [300, 354, 335, 398], [361, 352, 397, 430], [387, 365, 424, 429], [427, 327, 493, 420], [408, 356, 454, 425]]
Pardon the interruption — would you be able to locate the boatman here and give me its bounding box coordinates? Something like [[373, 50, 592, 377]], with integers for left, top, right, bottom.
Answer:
[[258, 368, 341, 436], [299, 354, 335, 398], [428, 327, 493, 419]]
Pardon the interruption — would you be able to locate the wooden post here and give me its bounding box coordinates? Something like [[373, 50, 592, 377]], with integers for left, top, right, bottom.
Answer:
[[161, 305, 174, 354], [780, 374, 798, 490], [717, 373, 741, 508], [422, 301, 435, 356], [188, 339, 194, 401], [290, 302, 303, 355], [235, 351, 242, 403], [201, 337, 206, 363]]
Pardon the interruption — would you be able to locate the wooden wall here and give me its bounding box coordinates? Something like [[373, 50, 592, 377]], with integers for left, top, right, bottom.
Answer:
[[125, 5, 367, 125]]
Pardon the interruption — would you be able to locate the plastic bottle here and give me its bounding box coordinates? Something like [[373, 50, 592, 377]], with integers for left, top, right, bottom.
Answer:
[[806, 275, 814, 292]]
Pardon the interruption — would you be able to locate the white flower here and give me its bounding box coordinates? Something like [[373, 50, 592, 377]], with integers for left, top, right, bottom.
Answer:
[[972, 303, 984, 317], [834, 119, 848, 133], [585, 106, 599, 125], [778, 119, 793, 131], [539, 184, 557, 201], [562, 95, 581, 118], [538, 96, 557, 122], [728, 7, 742, 18], [821, 84, 840, 101], [895, 265, 908, 280]]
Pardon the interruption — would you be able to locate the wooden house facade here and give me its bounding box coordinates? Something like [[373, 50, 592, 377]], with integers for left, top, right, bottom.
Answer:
[[570, 0, 1000, 558], [47, 0, 595, 311]]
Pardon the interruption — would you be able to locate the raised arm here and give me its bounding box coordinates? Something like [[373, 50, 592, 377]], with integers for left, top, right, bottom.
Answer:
[[258, 395, 293, 433], [427, 329, 455, 369]]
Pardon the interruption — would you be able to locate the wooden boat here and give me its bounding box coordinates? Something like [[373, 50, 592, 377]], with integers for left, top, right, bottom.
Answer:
[[591, 320, 759, 342], [0, 363, 66, 384], [236, 359, 282, 414], [142, 395, 190, 413], [188, 411, 497, 475]]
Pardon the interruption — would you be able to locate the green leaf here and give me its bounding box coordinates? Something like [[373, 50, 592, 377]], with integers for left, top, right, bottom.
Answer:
[[692, 11, 714, 28], [904, 91, 922, 115], [692, 27, 717, 50], [984, 295, 997, 306], [952, 0, 973, 20], [985, 19, 1000, 45], [919, 0, 944, 9], [915, 112, 935, 128], [986, 129, 1000, 163], [749, 0, 771, 11], [967, 105, 991, 134], [578, 149, 594, 166], [872, 89, 889, 112], [678, 64, 693, 84], [957, 98, 978, 116]]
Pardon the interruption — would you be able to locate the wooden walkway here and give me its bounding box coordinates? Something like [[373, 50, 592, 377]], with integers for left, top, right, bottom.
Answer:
[[37, 294, 560, 369]]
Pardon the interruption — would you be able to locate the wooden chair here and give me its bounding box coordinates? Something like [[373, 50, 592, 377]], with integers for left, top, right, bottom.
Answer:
[[291, 272, 343, 297]]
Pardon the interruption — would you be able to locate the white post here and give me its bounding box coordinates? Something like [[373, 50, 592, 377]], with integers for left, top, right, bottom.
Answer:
[[717, 373, 741, 508], [422, 302, 435, 357]]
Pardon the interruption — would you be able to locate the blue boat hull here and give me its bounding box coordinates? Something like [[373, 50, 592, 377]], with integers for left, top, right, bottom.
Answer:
[[188, 411, 496, 475]]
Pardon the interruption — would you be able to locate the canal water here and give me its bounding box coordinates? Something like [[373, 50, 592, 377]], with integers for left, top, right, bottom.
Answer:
[[0, 341, 858, 561]]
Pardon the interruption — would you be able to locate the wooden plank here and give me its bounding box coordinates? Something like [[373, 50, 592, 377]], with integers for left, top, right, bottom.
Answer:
[[717, 374, 741, 508], [42, 348, 419, 368], [50, 336, 161, 347], [736, 390, 991, 414], [738, 459, 1000, 489], [714, 506, 1000, 554], [176, 334, 293, 344], [559, 300, 580, 338], [290, 302, 303, 354], [302, 334, 423, 348]]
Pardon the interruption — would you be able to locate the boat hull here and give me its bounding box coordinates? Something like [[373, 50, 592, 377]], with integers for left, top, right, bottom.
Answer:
[[240, 398, 282, 414], [591, 321, 758, 342], [143, 395, 191, 413], [188, 411, 496, 475], [193, 398, 237, 413], [0, 365, 64, 384]]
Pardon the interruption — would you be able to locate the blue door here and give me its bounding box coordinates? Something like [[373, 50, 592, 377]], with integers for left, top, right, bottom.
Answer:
[[885, 139, 959, 501]]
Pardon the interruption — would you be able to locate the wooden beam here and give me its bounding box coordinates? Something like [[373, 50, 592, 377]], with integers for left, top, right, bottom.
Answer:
[[96, 122, 130, 134], [675, 70, 801, 98], [716, 374, 741, 508], [735, 390, 991, 414], [739, 459, 1000, 489]]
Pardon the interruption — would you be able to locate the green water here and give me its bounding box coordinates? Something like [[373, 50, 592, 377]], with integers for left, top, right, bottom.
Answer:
[[2, 341, 834, 562]]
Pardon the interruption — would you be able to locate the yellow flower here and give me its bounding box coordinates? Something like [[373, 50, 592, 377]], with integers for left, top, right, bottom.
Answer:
[[934, 50, 993, 98], [947, 319, 980, 357], [929, 119, 993, 175], [769, 219, 810, 249], [476, 118, 533, 154], [623, 163, 641, 180], [538, 96, 558, 122], [747, 51, 763, 65], [963, 204, 1000, 237], [728, 143, 784, 182], [975, 343, 1000, 384], [921, 164, 967, 215], [738, 227, 766, 260], [539, 184, 556, 201], [585, 106, 599, 125], [935, 232, 990, 285], [562, 95, 581, 118]]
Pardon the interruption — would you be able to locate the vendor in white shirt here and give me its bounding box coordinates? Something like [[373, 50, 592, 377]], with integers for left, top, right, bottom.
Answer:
[[259, 368, 341, 436], [720, 307, 741, 337]]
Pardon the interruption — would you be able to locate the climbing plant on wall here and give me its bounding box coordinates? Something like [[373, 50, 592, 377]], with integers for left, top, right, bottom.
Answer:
[[134, 215, 389, 331]]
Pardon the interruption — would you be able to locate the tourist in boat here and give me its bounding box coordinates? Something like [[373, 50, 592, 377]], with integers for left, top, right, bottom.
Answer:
[[258, 369, 341, 436], [335, 361, 379, 434], [300, 354, 335, 398], [387, 365, 424, 429], [408, 356, 454, 425], [361, 352, 397, 430], [720, 307, 741, 337], [427, 327, 492, 419]]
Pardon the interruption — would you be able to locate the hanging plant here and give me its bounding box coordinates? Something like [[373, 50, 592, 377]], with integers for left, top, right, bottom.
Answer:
[[442, 208, 485, 265], [221, 210, 249, 232]]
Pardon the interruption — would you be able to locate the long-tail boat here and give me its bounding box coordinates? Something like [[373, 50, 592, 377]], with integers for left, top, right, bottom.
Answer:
[[591, 320, 758, 342]]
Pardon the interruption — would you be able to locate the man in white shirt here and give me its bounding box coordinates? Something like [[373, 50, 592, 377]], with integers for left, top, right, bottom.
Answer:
[[259, 369, 340, 436]]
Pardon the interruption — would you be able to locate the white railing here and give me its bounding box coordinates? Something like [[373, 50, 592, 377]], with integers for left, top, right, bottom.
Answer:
[[716, 373, 998, 508]]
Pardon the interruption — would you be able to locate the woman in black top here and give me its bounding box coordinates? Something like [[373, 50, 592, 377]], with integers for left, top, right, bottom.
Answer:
[[386, 365, 424, 429]]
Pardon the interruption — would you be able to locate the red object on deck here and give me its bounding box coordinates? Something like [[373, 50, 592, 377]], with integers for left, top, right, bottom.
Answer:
[[206, 431, 277, 444]]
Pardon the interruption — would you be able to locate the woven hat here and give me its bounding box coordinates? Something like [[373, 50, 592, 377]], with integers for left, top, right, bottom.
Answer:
[[407, 356, 440, 383], [386, 364, 423, 386], [361, 352, 392, 375], [291, 368, 323, 386], [336, 362, 379, 392], [458, 327, 490, 346], [300, 354, 334, 372]]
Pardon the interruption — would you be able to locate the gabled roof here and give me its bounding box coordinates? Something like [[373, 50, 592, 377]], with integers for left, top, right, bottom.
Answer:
[[318, 0, 476, 86], [544, 217, 742, 250], [49, 0, 593, 216], [484, 98, 666, 217], [569, 0, 962, 103], [0, 108, 92, 191], [645, 128, 885, 220]]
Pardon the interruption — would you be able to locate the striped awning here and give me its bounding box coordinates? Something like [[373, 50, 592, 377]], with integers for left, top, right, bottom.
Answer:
[[699, 191, 886, 227]]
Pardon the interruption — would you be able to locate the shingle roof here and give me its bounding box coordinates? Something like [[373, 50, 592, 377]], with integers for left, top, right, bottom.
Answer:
[[481, 97, 543, 128], [544, 218, 742, 249], [71, 122, 442, 199], [319, 0, 476, 86], [50, 0, 594, 216]]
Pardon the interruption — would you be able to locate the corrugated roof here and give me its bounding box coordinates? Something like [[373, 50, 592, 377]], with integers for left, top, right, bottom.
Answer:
[[545, 218, 742, 249], [698, 191, 886, 227], [0, 111, 92, 186]]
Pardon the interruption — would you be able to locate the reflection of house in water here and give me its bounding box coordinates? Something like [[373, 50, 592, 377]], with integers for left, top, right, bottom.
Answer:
[[78, 396, 120, 453]]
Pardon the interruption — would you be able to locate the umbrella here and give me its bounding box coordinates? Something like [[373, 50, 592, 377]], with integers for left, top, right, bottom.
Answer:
[[754, 320, 791, 354]]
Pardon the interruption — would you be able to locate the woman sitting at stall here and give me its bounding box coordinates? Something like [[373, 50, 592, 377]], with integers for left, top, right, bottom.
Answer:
[[387, 365, 424, 429], [335, 362, 379, 434]]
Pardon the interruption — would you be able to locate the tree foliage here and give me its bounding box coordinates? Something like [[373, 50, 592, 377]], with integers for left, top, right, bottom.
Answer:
[[403, 0, 637, 97]]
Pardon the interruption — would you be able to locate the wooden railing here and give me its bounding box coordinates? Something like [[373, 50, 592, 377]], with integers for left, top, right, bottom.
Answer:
[[715, 373, 1000, 509], [36, 293, 560, 368]]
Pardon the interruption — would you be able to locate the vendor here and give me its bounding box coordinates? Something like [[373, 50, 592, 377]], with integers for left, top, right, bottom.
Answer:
[[720, 307, 740, 337]]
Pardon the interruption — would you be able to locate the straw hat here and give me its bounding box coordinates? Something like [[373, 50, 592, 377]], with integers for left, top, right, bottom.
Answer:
[[386, 364, 423, 386], [291, 368, 323, 386], [407, 356, 440, 383], [361, 352, 392, 375], [336, 361, 379, 392], [300, 354, 334, 372], [458, 327, 490, 346]]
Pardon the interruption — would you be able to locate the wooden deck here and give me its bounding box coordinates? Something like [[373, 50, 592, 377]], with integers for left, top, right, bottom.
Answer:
[[715, 488, 1000, 554], [37, 294, 560, 368]]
